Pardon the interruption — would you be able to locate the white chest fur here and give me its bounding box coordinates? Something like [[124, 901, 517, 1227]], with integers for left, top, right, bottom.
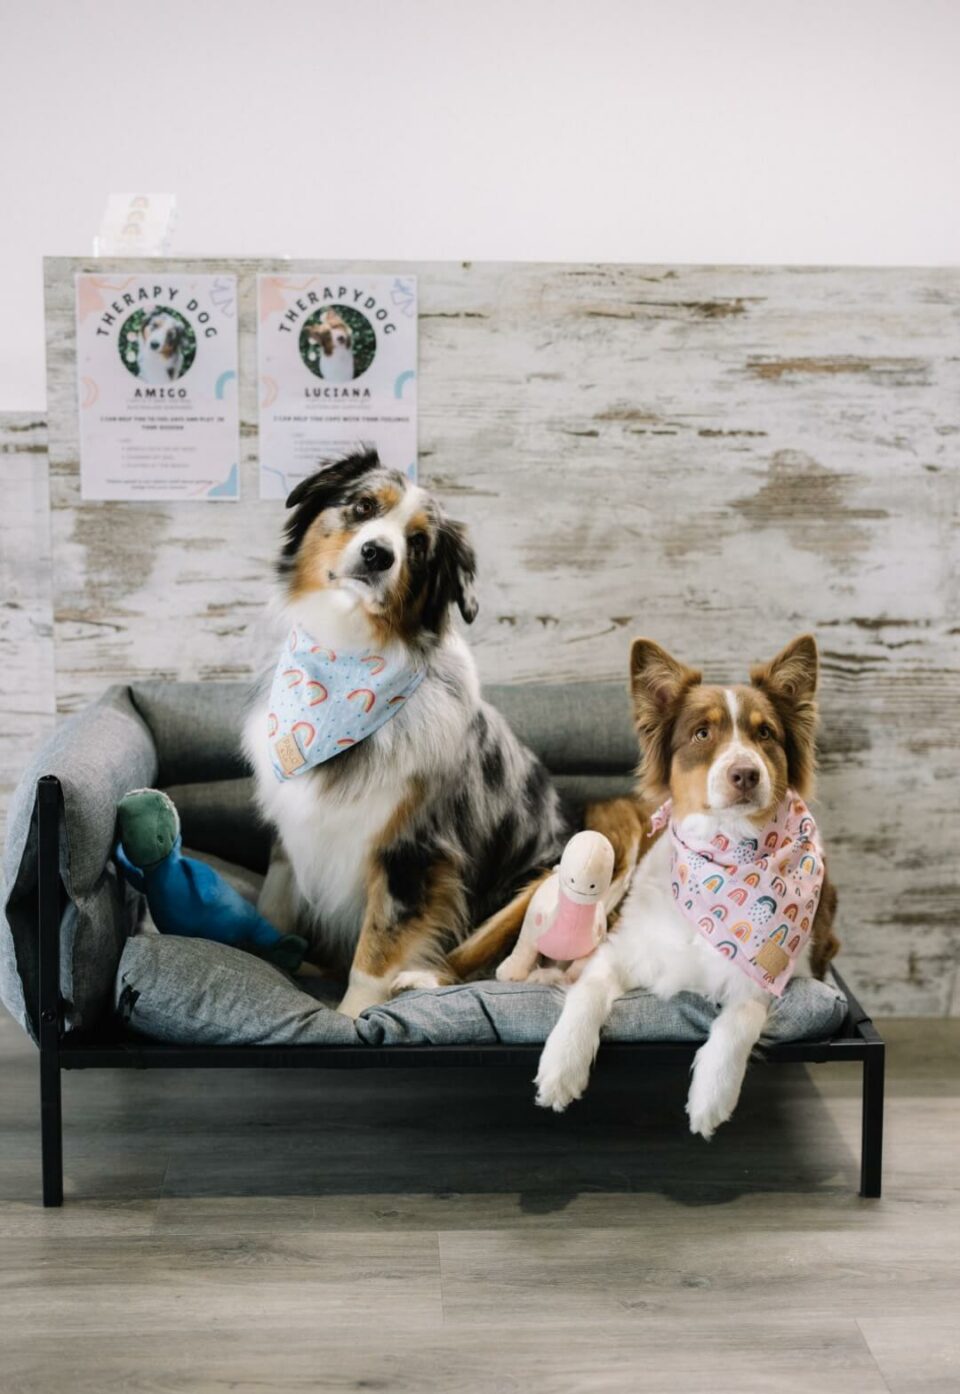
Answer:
[[243, 590, 478, 961], [319, 346, 354, 383], [244, 708, 407, 955]]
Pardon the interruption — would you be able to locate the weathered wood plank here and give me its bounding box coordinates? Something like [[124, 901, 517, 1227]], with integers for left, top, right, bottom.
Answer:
[[21, 258, 960, 1012], [0, 415, 54, 841]]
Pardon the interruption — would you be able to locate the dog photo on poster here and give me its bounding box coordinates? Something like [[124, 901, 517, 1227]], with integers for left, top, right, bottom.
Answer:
[[257, 273, 417, 499], [75, 272, 240, 501]]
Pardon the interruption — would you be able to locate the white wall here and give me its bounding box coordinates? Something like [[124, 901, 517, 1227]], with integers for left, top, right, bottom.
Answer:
[[2, 0, 957, 411]]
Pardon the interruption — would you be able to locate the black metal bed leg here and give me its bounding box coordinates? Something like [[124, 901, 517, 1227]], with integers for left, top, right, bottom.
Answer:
[[37, 775, 64, 1207], [40, 1037, 63, 1207], [859, 1034, 885, 1199]]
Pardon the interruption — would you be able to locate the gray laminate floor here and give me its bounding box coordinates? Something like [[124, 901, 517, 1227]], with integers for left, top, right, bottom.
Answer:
[[0, 1009, 957, 1393]]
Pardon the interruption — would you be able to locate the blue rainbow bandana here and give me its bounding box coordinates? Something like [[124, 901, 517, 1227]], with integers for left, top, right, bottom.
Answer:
[[267, 626, 425, 780]]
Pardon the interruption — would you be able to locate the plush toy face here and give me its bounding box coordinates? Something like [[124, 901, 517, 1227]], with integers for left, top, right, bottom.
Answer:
[[558, 831, 615, 905], [117, 788, 181, 867]]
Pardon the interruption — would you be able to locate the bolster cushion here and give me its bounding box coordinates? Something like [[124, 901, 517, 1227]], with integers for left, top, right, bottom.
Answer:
[[1, 687, 156, 1039], [115, 931, 848, 1049]]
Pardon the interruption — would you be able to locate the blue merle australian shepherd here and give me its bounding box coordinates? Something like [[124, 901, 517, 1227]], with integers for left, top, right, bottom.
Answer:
[[244, 450, 626, 1017]]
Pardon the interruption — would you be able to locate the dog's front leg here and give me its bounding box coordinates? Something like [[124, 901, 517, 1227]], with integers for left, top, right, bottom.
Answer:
[[534, 946, 627, 1111], [337, 856, 463, 1019], [686, 995, 769, 1140], [257, 844, 300, 936]]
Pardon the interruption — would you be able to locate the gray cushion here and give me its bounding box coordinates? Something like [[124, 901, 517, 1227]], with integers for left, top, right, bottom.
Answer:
[[127, 678, 638, 785], [360, 975, 849, 1046], [130, 682, 252, 787], [163, 779, 269, 874], [115, 932, 848, 1048], [116, 934, 359, 1046], [1, 687, 156, 1038]]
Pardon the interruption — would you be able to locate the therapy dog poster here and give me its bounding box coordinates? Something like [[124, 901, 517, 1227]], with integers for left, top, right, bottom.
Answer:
[[257, 274, 417, 499], [75, 273, 240, 501]]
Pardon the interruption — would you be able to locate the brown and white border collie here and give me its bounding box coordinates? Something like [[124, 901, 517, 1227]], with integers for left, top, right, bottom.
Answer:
[[243, 450, 567, 1017], [305, 310, 355, 384], [533, 634, 839, 1137]]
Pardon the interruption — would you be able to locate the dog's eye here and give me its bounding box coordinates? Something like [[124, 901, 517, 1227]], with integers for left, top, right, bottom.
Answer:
[[352, 497, 375, 521], [694, 726, 711, 742], [408, 532, 427, 563], [757, 723, 774, 741]]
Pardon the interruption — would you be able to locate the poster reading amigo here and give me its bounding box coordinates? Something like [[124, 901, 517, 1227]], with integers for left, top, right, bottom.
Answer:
[[75, 273, 240, 501], [257, 274, 417, 499]]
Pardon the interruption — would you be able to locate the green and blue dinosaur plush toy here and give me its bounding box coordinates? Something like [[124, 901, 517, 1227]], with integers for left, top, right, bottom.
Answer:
[[115, 788, 307, 972]]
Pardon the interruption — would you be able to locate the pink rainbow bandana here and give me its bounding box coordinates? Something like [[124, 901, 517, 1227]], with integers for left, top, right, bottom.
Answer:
[[268, 626, 425, 780], [650, 792, 825, 997]]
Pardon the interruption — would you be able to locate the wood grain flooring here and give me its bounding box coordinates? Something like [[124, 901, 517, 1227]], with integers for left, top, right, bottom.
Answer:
[[0, 1009, 957, 1392]]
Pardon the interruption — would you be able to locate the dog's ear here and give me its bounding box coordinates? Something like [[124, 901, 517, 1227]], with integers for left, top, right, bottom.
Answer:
[[284, 450, 380, 511], [423, 516, 478, 632], [279, 450, 381, 574], [750, 634, 819, 795], [750, 633, 818, 704], [629, 639, 701, 798]]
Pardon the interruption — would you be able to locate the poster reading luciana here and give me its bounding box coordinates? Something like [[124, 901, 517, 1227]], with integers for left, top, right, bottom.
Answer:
[[257, 274, 417, 499], [75, 273, 240, 501]]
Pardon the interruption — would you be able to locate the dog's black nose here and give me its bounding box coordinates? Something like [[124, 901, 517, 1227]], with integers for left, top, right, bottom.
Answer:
[[729, 764, 760, 792], [360, 539, 394, 573]]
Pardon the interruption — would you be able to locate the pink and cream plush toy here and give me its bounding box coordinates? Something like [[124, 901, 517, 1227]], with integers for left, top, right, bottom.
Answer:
[[496, 830, 615, 985]]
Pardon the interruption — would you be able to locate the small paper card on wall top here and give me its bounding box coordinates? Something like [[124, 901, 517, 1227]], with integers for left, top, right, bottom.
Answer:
[[257, 274, 417, 500], [76, 272, 240, 501]]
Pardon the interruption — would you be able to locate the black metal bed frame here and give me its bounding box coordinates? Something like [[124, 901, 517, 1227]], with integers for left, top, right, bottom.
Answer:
[[34, 775, 885, 1207]]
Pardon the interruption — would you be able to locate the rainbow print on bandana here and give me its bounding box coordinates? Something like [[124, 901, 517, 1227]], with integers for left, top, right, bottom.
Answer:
[[347, 688, 376, 714], [268, 625, 425, 780], [649, 791, 826, 997], [292, 720, 316, 748]]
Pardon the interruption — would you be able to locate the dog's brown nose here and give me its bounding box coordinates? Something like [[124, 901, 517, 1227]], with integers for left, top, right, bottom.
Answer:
[[729, 764, 760, 793]]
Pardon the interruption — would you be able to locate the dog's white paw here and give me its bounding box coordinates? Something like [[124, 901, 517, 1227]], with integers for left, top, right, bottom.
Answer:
[[685, 1046, 741, 1140], [496, 955, 527, 982], [391, 970, 442, 994], [336, 971, 389, 1019], [534, 1033, 592, 1112], [526, 965, 567, 986], [335, 994, 364, 1020]]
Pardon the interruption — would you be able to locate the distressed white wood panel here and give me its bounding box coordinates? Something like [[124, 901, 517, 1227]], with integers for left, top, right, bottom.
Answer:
[[0, 415, 54, 841], [35, 258, 960, 1013]]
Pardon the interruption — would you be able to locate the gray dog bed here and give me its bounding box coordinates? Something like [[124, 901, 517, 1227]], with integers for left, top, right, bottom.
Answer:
[[2, 677, 847, 1049]]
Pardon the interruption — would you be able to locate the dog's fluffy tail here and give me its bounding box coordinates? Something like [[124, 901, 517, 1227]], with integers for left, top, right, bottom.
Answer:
[[446, 796, 649, 981], [446, 871, 552, 980]]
